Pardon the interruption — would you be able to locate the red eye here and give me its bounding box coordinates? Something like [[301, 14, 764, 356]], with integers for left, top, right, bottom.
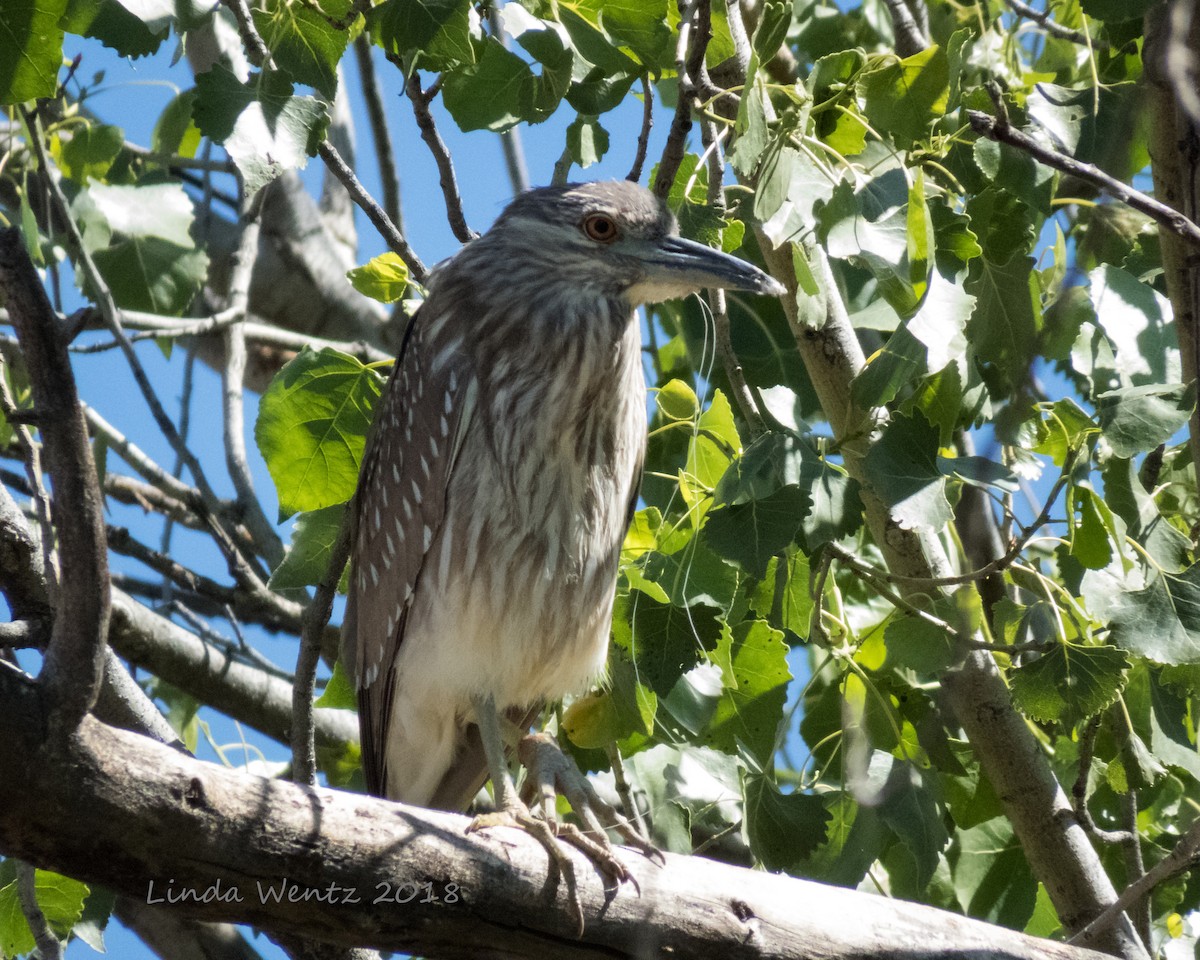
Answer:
[[582, 213, 619, 243]]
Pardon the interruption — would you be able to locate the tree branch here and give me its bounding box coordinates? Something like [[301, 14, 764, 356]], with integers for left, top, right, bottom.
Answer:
[[352, 36, 404, 235], [1070, 818, 1200, 947], [969, 109, 1200, 249], [293, 508, 354, 785], [883, 0, 930, 56], [404, 72, 477, 244], [108, 587, 356, 749], [1003, 0, 1089, 45], [627, 74, 655, 184], [0, 680, 1119, 960], [0, 228, 109, 734], [316, 140, 429, 283]]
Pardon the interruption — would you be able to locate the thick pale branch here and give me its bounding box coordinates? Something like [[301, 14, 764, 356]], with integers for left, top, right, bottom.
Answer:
[[0, 673, 1116, 960]]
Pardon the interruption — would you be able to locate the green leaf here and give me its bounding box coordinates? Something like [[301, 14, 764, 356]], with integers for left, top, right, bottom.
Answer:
[[1089, 264, 1178, 389], [50, 123, 124, 182], [859, 45, 949, 147], [193, 65, 330, 195], [965, 255, 1041, 393], [252, 0, 353, 99], [685, 389, 741, 491], [656, 378, 699, 420], [346, 252, 410, 303], [1096, 382, 1195, 458], [703, 619, 791, 762], [73, 884, 116, 953], [0, 0, 67, 104], [61, 0, 164, 59], [885, 604, 958, 675], [863, 410, 953, 532], [0, 880, 36, 958], [566, 114, 609, 168], [269, 503, 346, 590], [704, 486, 809, 579], [616, 594, 723, 696], [744, 774, 831, 870], [152, 88, 200, 156], [442, 38, 535, 132], [1108, 563, 1200, 665], [89, 238, 208, 315], [255, 347, 384, 520], [948, 816, 1037, 928], [643, 539, 740, 612], [368, 0, 474, 66], [1069, 486, 1116, 571], [797, 451, 863, 553], [314, 658, 357, 709], [562, 0, 672, 69], [1009, 644, 1130, 724], [750, 553, 815, 639], [865, 752, 949, 888]]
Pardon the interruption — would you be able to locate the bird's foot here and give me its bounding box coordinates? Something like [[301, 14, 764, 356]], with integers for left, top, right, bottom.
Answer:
[[518, 732, 664, 868]]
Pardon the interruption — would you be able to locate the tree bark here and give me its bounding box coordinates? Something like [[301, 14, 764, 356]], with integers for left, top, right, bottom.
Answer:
[[0, 664, 1114, 960]]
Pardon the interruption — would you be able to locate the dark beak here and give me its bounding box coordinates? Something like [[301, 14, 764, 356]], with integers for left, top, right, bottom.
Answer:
[[647, 236, 786, 296]]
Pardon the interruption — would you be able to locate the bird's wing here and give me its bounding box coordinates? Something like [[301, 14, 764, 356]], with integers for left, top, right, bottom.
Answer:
[[342, 315, 473, 797]]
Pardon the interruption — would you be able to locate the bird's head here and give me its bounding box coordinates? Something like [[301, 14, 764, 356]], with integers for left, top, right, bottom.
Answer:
[[479, 180, 785, 307]]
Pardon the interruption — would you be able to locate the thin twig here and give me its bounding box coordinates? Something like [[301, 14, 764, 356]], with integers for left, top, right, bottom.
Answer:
[[1003, 0, 1089, 45], [157, 346, 194, 603], [17, 862, 61, 960], [293, 503, 355, 785], [826, 543, 968, 641], [221, 190, 284, 567], [353, 36, 405, 235], [404, 72, 477, 244], [1069, 818, 1200, 947], [487, 7, 531, 195], [0, 352, 55, 599], [5, 306, 390, 364], [23, 106, 270, 594], [121, 141, 238, 173], [654, 0, 709, 198], [627, 74, 655, 183], [220, 0, 271, 67], [317, 139, 429, 282], [969, 110, 1200, 249]]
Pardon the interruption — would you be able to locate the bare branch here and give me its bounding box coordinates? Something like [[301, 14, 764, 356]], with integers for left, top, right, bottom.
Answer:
[[1070, 818, 1200, 948], [1002, 0, 1089, 44], [404, 72, 477, 243], [0, 227, 109, 734], [883, 0, 929, 55], [0, 690, 1121, 960], [293, 507, 355, 785], [654, 1, 710, 198], [115, 897, 267, 960], [353, 36, 404, 234], [487, 8, 531, 195], [22, 107, 271, 595], [17, 861, 62, 960], [108, 587, 357, 749], [219, 0, 271, 67], [969, 109, 1200, 248], [316, 140, 429, 283], [221, 191, 284, 567], [627, 74, 654, 183]]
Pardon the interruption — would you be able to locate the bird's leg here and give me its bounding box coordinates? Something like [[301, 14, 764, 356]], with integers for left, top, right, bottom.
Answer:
[[518, 732, 664, 867], [465, 693, 586, 933]]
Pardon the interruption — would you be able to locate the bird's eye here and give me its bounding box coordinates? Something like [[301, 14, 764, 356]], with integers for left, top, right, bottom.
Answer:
[[582, 214, 619, 244]]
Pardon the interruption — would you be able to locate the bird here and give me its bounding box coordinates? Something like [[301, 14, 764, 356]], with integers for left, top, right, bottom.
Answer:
[[341, 180, 783, 883]]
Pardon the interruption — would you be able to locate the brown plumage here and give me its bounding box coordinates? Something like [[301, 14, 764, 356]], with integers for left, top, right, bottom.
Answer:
[[342, 180, 783, 812]]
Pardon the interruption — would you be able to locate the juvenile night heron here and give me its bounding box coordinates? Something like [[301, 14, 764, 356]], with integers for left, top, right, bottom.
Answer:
[[342, 180, 783, 886]]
